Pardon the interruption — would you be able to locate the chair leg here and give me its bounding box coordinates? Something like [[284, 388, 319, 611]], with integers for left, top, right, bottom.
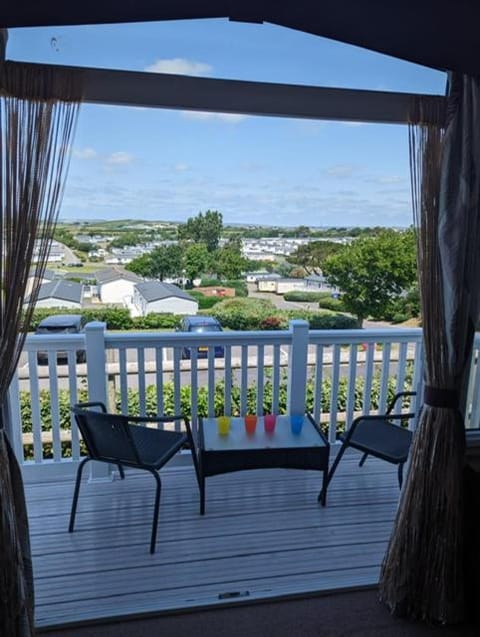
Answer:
[[69, 457, 90, 533], [359, 452, 369, 467], [323, 441, 349, 495], [398, 463, 404, 489], [200, 474, 206, 516], [117, 463, 125, 479], [149, 471, 162, 554], [318, 468, 328, 506]]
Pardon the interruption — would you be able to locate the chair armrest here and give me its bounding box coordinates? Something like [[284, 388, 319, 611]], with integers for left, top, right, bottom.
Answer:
[[344, 411, 415, 442], [72, 401, 107, 413], [386, 391, 417, 415], [126, 414, 196, 446]]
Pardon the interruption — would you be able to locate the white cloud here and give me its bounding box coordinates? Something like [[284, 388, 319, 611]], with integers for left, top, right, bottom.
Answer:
[[73, 147, 97, 160], [325, 164, 360, 179], [181, 110, 247, 123], [105, 152, 134, 165], [145, 58, 212, 76], [174, 163, 190, 172], [374, 175, 404, 185]]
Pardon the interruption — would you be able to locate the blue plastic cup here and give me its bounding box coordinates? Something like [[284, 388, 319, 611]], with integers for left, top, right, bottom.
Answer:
[[290, 414, 304, 435]]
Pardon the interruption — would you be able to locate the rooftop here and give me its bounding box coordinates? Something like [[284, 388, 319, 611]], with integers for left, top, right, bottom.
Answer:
[[135, 281, 196, 303], [95, 267, 144, 285]]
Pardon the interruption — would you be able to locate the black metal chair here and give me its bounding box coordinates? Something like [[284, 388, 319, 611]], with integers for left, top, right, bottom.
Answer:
[[325, 391, 416, 491], [70, 402, 201, 553]]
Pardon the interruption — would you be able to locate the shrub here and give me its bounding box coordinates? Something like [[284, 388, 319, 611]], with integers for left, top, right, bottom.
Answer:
[[28, 307, 134, 330], [307, 312, 359, 330], [132, 313, 180, 330], [318, 297, 344, 311], [188, 290, 222, 310], [259, 316, 284, 330], [284, 291, 333, 302], [19, 365, 414, 459]]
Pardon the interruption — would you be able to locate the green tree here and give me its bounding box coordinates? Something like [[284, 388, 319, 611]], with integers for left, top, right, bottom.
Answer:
[[126, 244, 183, 281], [109, 232, 144, 249], [294, 225, 311, 237], [183, 243, 211, 281], [177, 210, 223, 252], [289, 240, 344, 275], [215, 237, 246, 280], [126, 254, 152, 277], [323, 229, 417, 326]]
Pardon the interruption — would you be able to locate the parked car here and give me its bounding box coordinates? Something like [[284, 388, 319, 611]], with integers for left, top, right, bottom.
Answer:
[[178, 316, 224, 359], [35, 314, 86, 364]]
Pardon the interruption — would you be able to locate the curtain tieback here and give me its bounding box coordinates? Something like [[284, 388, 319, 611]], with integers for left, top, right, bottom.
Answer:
[[424, 385, 459, 409]]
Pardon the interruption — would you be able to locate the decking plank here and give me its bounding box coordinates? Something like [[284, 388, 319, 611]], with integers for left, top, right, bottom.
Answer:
[[26, 453, 400, 629]]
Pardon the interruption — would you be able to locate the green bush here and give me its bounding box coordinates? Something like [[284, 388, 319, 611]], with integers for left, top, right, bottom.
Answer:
[[206, 297, 284, 330], [189, 290, 222, 309], [28, 307, 185, 331], [19, 365, 414, 459], [132, 313, 180, 329], [318, 297, 344, 311], [207, 298, 359, 331], [28, 307, 134, 330], [284, 291, 333, 302]]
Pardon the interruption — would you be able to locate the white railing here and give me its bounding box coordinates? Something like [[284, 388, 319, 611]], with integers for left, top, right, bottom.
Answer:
[[7, 320, 436, 480]]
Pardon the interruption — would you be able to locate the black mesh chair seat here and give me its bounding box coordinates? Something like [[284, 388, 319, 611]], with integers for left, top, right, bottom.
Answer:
[[128, 426, 186, 469], [69, 402, 201, 553], [326, 391, 417, 492], [344, 417, 413, 464]]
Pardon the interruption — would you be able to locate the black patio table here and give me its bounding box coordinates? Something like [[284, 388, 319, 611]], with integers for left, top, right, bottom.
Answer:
[[197, 414, 330, 514]]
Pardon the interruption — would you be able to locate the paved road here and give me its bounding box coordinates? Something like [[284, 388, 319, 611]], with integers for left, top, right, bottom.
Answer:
[[57, 242, 81, 265]]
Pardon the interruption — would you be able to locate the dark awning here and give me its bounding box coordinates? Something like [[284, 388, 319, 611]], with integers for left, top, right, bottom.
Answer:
[[1, 1, 480, 75]]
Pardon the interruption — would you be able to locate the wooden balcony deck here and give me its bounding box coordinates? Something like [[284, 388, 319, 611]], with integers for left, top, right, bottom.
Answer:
[[26, 450, 401, 630]]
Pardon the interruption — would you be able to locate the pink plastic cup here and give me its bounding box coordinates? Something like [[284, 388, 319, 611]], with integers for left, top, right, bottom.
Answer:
[[264, 414, 276, 433], [244, 414, 257, 435]]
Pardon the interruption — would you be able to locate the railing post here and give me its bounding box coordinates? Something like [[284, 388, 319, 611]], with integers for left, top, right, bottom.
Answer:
[[287, 320, 309, 415], [84, 321, 111, 481]]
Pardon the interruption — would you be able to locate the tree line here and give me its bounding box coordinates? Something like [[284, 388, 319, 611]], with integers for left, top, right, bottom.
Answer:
[[126, 210, 249, 281]]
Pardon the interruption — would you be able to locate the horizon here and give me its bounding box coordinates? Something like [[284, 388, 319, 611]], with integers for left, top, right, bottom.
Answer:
[[10, 20, 445, 227]]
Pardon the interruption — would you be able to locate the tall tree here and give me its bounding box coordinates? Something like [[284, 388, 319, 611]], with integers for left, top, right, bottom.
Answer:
[[177, 210, 223, 252], [126, 244, 183, 281], [183, 243, 211, 281], [215, 236, 246, 280], [289, 240, 344, 275], [323, 229, 417, 326]]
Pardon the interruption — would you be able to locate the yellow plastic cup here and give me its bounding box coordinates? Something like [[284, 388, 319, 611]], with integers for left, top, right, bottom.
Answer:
[[217, 416, 231, 436]]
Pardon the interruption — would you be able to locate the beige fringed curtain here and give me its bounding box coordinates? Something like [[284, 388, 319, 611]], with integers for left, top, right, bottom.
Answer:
[[0, 61, 81, 636], [380, 75, 480, 624]]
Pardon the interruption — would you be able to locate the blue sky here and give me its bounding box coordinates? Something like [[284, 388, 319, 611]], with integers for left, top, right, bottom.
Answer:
[[9, 20, 446, 227]]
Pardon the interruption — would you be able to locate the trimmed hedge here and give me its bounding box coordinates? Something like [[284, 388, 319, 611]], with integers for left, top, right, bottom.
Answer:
[[28, 307, 182, 331], [284, 291, 334, 302], [20, 367, 413, 459]]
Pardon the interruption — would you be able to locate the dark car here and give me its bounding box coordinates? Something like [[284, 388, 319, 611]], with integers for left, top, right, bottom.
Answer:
[[178, 316, 224, 359], [35, 314, 86, 365]]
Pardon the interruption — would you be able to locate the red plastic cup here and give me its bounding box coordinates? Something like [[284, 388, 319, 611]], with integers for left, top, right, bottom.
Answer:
[[244, 414, 257, 435], [264, 414, 276, 433]]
